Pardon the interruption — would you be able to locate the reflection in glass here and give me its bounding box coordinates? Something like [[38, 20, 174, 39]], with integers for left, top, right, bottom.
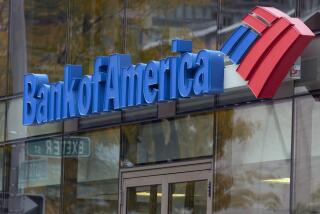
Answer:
[[169, 180, 207, 214], [127, 185, 162, 214], [0, 147, 3, 192], [214, 100, 292, 213], [122, 112, 213, 166], [294, 95, 320, 213], [0, 0, 8, 96], [63, 127, 120, 213], [6, 139, 62, 213], [9, 0, 67, 94], [69, 0, 123, 74], [295, 37, 320, 95], [301, 0, 320, 17], [127, 0, 218, 64], [6, 98, 61, 140], [0, 102, 5, 142]]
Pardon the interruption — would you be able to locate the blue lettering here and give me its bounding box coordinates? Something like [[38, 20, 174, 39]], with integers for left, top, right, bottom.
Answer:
[[104, 54, 131, 111], [23, 40, 226, 125], [143, 61, 159, 104], [63, 65, 82, 119], [178, 53, 197, 97], [92, 56, 108, 113], [78, 75, 92, 115], [36, 84, 50, 123], [49, 81, 63, 121], [23, 74, 48, 125], [194, 50, 224, 94]]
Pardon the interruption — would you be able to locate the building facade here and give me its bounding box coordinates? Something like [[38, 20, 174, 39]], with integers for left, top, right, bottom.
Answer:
[[0, 0, 319, 213]]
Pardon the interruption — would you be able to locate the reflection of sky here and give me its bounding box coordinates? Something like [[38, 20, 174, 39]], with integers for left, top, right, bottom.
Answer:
[[231, 101, 292, 164]]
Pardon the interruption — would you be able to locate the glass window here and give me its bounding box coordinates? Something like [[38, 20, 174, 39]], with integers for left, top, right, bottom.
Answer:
[[301, 0, 320, 18], [5, 138, 62, 214], [0, 146, 3, 193], [9, 0, 67, 94], [69, 0, 123, 74], [122, 112, 213, 166], [169, 180, 207, 214], [127, 0, 218, 64], [0, 0, 8, 97], [127, 185, 162, 214], [6, 98, 61, 140], [214, 100, 292, 213], [0, 102, 5, 142], [293, 94, 320, 213], [295, 36, 320, 95], [63, 127, 120, 213]]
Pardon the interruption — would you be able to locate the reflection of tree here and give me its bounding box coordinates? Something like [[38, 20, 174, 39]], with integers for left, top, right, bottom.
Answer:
[[123, 112, 213, 165], [214, 109, 282, 212], [127, 0, 217, 63], [69, 0, 123, 73], [294, 187, 320, 213]]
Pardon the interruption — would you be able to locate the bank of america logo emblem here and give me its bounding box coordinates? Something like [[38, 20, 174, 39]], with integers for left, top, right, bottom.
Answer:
[[221, 6, 315, 98]]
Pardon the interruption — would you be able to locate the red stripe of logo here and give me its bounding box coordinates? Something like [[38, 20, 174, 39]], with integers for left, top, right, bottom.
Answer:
[[237, 18, 292, 80], [248, 18, 314, 98]]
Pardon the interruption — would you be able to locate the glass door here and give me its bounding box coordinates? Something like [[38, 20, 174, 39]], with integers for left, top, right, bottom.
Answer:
[[120, 159, 212, 214]]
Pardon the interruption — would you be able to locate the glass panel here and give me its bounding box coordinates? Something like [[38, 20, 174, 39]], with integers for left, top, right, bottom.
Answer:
[[214, 100, 292, 213], [294, 95, 320, 212], [301, 0, 320, 18], [127, 0, 218, 64], [0, 102, 5, 142], [63, 127, 120, 213], [5, 139, 62, 214], [0, 147, 3, 193], [0, 0, 8, 97], [169, 180, 207, 214], [9, 0, 67, 94], [69, 0, 123, 74], [295, 37, 320, 95], [122, 112, 213, 166], [6, 98, 61, 140], [127, 185, 162, 214]]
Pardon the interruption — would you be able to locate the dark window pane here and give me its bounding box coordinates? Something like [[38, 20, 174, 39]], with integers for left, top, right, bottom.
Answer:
[[301, 0, 320, 18], [169, 180, 207, 214], [127, 0, 218, 64], [294, 95, 320, 213], [9, 0, 67, 94], [214, 100, 292, 213], [127, 185, 162, 214], [5, 139, 62, 214], [0, 147, 3, 193], [122, 112, 213, 166], [69, 0, 123, 74], [63, 127, 120, 213]]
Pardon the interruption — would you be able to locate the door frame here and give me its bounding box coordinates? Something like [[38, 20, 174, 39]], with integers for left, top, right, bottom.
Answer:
[[119, 158, 213, 214]]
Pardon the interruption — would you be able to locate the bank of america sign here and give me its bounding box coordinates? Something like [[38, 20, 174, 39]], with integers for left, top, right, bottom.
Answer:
[[23, 7, 314, 125]]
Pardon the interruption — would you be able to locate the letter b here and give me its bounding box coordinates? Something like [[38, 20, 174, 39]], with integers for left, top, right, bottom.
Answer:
[[23, 74, 48, 125]]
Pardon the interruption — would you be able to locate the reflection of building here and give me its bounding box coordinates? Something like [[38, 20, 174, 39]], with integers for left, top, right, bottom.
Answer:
[[0, 0, 319, 214]]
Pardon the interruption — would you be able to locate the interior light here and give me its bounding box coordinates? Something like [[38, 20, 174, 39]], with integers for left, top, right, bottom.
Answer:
[[261, 177, 290, 184], [136, 192, 185, 197]]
